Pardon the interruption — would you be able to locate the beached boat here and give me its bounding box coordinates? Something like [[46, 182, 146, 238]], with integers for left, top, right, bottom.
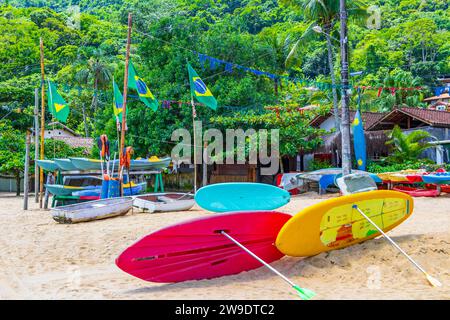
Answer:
[[45, 184, 101, 196], [51, 197, 133, 223], [54, 158, 78, 171], [36, 159, 60, 172], [69, 156, 171, 171], [393, 186, 439, 197], [133, 192, 195, 213]]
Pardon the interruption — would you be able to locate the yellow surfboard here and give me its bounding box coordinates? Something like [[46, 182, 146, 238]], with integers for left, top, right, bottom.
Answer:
[[275, 190, 414, 257]]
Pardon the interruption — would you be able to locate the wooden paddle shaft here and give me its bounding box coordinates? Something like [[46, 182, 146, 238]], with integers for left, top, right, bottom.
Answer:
[[353, 205, 428, 275], [220, 231, 296, 288]]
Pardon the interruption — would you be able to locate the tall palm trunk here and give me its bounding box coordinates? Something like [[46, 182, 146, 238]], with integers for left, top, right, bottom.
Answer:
[[325, 30, 340, 131], [92, 77, 98, 112], [339, 0, 352, 175], [82, 103, 88, 137]]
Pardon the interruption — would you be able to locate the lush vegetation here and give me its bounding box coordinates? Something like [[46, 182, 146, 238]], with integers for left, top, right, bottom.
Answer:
[[0, 1, 449, 167]]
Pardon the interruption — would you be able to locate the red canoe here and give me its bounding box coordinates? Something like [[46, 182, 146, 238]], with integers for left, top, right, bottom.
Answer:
[[116, 211, 291, 283], [393, 186, 439, 197]]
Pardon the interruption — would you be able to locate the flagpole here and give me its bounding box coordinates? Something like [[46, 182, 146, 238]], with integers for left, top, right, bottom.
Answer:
[[120, 13, 132, 196], [39, 37, 45, 208], [190, 97, 197, 193]]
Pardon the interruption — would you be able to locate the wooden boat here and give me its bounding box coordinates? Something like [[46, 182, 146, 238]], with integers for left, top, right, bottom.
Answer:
[[133, 193, 195, 213], [393, 186, 439, 197], [69, 157, 171, 171], [36, 159, 60, 172], [51, 197, 133, 223]]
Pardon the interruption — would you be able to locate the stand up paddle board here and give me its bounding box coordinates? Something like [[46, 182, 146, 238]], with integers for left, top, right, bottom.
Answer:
[[276, 190, 413, 257], [195, 183, 290, 212], [116, 211, 291, 283]]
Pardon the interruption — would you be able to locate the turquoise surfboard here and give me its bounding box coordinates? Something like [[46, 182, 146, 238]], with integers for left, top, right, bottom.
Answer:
[[195, 182, 291, 212]]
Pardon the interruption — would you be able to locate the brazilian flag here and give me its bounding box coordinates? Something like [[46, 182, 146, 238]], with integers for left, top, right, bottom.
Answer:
[[187, 63, 217, 110], [112, 78, 125, 123], [128, 59, 158, 111], [47, 81, 70, 123], [352, 109, 367, 171]]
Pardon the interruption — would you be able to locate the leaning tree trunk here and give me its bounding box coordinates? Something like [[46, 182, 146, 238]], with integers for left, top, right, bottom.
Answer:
[[339, 0, 352, 176], [325, 31, 340, 131], [15, 171, 21, 196]]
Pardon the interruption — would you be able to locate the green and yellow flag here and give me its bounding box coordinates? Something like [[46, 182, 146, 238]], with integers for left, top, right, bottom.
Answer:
[[47, 81, 70, 123], [112, 78, 125, 123], [128, 59, 158, 111], [187, 63, 217, 110]]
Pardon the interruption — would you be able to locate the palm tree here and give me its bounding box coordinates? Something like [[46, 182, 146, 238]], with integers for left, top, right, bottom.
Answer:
[[385, 125, 432, 163], [283, 0, 367, 131], [76, 56, 113, 112]]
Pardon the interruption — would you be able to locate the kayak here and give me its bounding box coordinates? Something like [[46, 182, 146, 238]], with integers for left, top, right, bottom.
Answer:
[[45, 184, 101, 196], [73, 182, 147, 197], [392, 186, 439, 197], [422, 173, 450, 184]]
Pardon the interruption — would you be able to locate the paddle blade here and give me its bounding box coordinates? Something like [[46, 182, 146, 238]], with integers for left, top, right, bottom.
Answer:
[[426, 274, 442, 287], [293, 285, 316, 300]]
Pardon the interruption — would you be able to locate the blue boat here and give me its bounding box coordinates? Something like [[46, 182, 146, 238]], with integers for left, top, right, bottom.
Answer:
[[37, 160, 60, 172], [195, 182, 291, 212], [422, 173, 450, 184]]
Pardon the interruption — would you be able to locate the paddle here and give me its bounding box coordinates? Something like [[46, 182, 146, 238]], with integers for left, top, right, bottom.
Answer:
[[352, 205, 442, 287], [220, 231, 316, 300], [176, 190, 194, 201]]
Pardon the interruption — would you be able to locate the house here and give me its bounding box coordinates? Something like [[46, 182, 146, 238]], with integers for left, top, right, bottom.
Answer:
[[423, 78, 450, 111], [305, 107, 450, 168], [37, 122, 94, 153], [366, 107, 450, 163]]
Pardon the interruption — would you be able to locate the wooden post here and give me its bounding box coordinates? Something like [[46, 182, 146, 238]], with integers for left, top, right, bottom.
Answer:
[[119, 13, 132, 194], [39, 37, 45, 208], [44, 172, 54, 210], [23, 130, 31, 210], [34, 88, 39, 203]]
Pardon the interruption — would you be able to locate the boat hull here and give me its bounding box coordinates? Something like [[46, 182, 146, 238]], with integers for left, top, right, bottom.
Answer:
[[133, 193, 195, 213], [51, 197, 133, 223]]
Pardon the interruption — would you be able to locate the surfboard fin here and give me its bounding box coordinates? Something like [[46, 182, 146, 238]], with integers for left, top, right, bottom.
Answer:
[[293, 285, 316, 300]]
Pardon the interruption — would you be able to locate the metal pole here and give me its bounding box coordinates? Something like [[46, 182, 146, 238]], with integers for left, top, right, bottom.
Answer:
[[34, 88, 39, 203], [191, 99, 197, 192], [39, 37, 45, 208], [23, 130, 31, 210], [353, 205, 441, 287]]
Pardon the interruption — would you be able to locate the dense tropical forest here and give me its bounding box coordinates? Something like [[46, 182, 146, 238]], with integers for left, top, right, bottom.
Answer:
[[0, 0, 449, 180]]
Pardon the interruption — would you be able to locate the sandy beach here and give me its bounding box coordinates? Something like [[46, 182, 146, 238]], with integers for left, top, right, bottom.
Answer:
[[0, 192, 448, 300]]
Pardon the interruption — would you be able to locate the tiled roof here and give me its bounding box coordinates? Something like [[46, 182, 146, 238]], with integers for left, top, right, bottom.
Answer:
[[398, 107, 450, 127], [310, 111, 384, 130], [51, 136, 94, 151], [423, 93, 450, 102]]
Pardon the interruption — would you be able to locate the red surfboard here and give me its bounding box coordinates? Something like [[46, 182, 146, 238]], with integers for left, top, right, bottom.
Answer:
[[116, 211, 291, 283]]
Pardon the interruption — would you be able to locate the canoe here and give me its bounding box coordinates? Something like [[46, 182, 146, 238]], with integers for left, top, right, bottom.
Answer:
[[45, 184, 101, 196], [69, 157, 171, 171], [54, 158, 78, 171], [376, 170, 426, 182], [393, 186, 439, 197], [36, 160, 60, 172], [133, 193, 195, 213], [422, 173, 450, 184], [51, 197, 133, 223]]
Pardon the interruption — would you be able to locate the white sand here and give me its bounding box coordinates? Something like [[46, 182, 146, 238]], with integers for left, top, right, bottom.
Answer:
[[0, 192, 448, 300]]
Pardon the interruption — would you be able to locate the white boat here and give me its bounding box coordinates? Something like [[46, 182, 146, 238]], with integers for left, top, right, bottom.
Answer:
[[51, 197, 133, 223], [133, 193, 195, 213]]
